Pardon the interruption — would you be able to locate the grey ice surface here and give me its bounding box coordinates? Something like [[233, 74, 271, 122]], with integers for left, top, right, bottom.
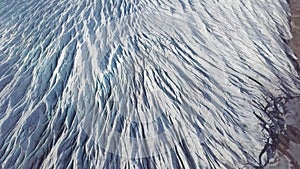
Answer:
[[0, 0, 300, 168]]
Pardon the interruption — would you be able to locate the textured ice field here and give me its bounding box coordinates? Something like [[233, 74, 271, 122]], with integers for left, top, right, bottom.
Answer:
[[0, 0, 300, 168]]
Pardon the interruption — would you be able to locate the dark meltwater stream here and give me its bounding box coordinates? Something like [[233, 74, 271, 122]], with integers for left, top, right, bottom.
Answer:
[[0, 0, 300, 168]]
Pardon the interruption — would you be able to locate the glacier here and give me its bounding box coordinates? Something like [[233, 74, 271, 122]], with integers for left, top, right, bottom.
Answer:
[[0, 0, 300, 168]]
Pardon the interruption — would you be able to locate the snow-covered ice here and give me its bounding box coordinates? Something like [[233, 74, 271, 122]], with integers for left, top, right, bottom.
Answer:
[[0, 0, 300, 168]]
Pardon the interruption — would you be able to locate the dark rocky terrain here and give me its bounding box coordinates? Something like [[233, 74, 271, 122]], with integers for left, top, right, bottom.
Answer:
[[290, 0, 300, 66]]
